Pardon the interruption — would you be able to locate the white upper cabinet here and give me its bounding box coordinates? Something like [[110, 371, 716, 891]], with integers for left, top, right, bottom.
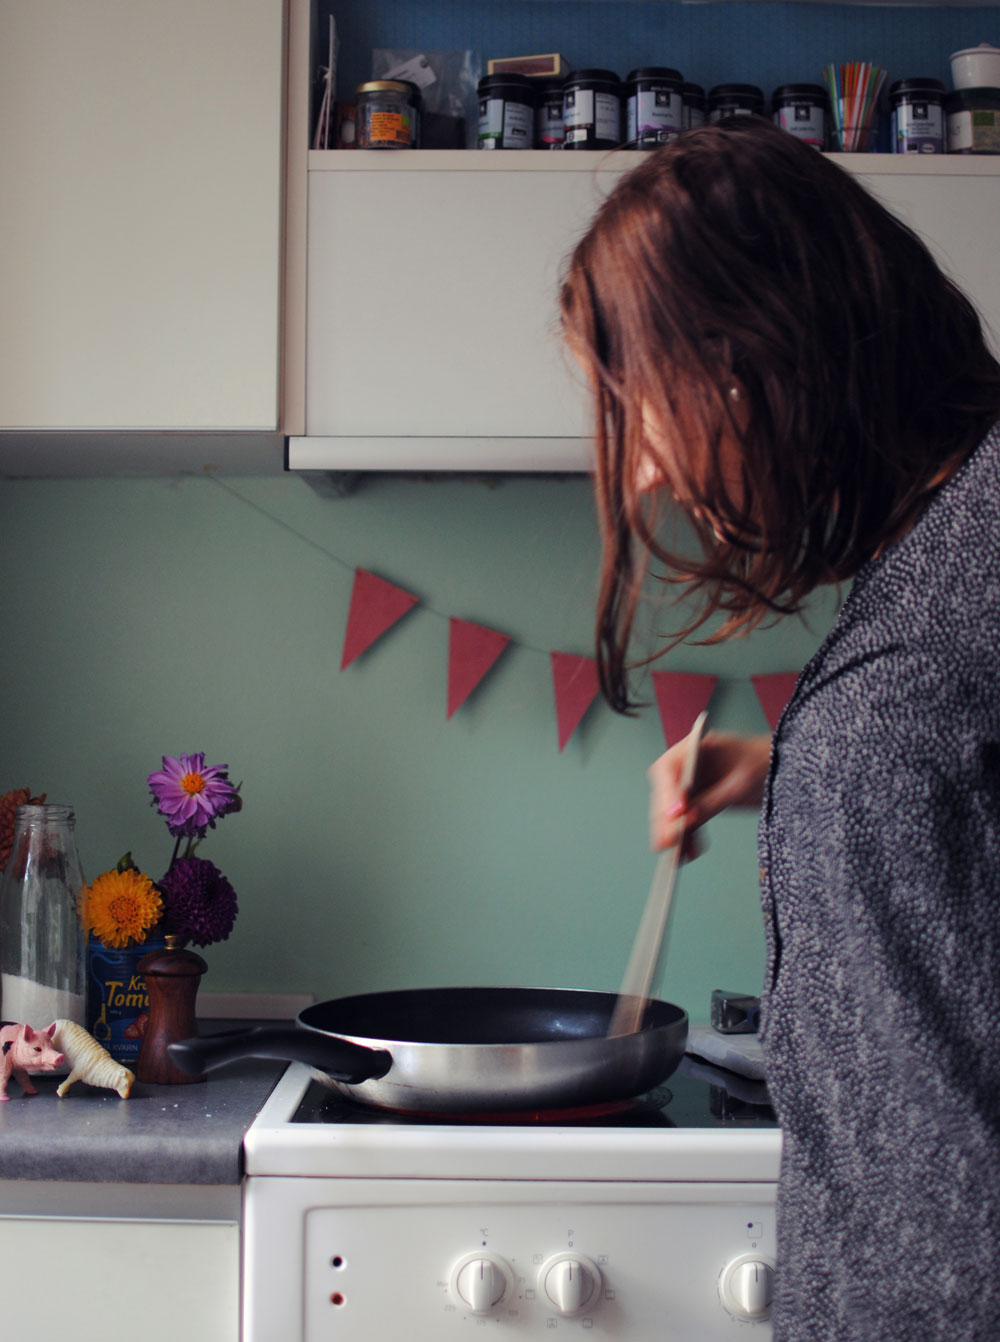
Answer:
[[299, 156, 600, 469], [851, 162, 1000, 350], [287, 152, 1000, 474], [0, 0, 286, 469]]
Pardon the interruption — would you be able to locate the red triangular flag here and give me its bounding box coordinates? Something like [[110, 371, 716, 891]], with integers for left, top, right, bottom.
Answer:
[[651, 671, 718, 747], [340, 569, 419, 669], [751, 672, 799, 729], [447, 618, 511, 718], [551, 652, 600, 751]]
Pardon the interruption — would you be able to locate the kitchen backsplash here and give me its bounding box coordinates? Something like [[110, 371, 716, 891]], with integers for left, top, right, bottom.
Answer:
[[0, 471, 840, 1022]]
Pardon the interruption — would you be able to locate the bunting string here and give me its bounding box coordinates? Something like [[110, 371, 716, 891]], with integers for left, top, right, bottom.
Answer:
[[342, 566, 797, 751], [208, 479, 800, 752]]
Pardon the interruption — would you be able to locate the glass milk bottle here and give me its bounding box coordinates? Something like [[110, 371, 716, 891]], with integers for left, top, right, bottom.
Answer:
[[0, 804, 87, 1027]]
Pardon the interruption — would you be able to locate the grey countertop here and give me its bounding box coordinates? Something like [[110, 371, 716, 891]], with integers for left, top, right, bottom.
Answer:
[[0, 1030, 286, 1186]]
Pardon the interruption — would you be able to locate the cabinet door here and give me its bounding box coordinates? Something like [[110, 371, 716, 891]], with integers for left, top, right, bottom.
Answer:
[[297, 156, 1000, 472], [0, 1216, 239, 1340], [305, 161, 600, 442], [853, 165, 1000, 356], [0, 0, 284, 432]]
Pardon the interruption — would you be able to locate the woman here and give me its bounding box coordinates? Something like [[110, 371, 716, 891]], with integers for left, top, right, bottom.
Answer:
[[561, 117, 1000, 1340]]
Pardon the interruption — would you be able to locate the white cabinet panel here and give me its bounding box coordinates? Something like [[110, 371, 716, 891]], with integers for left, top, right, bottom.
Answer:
[[0, 0, 284, 434], [0, 1215, 238, 1339], [293, 154, 1000, 473], [853, 165, 1000, 354], [304, 159, 603, 446]]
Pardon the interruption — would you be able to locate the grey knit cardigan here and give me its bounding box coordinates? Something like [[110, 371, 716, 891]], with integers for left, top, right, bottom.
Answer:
[[759, 422, 1000, 1340]]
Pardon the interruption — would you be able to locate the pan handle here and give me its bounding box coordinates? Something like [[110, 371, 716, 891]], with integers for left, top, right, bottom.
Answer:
[[166, 1026, 393, 1083]]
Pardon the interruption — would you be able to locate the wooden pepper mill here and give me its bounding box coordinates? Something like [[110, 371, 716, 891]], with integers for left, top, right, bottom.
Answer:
[[136, 935, 208, 1084]]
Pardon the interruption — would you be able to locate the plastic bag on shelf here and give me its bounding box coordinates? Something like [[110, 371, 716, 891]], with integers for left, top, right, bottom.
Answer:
[[373, 48, 480, 149]]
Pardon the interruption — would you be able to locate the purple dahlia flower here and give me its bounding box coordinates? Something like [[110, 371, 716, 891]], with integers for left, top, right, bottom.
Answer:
[[158, 855, 238, 947], [148, 753, 241, 840]]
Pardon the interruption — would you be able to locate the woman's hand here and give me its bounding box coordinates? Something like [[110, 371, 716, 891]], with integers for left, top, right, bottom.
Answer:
[[648, 730, 772, 855]]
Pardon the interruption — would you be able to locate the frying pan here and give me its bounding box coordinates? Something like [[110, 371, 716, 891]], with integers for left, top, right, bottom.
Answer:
[[167, 986, 688, 1113]]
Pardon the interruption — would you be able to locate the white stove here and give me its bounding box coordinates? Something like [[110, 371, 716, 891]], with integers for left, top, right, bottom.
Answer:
[[242, 1056, 782, 1340]]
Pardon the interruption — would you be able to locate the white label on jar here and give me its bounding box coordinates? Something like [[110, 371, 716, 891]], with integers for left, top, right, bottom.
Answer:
[[536, 101, 564, 147], [479, 97, 504, 145], [501, 100, 532, 148], [892, 102, 944, 153], [627, 88, 682, 144], [773, 103, 825, 148], [947, 107, 1000, 153], [947, 110, 974, 152], [565, 88, 621, 144], [478, 96, 533, 149], [685, 105, 706, 130], [594, 91, 622, 141]]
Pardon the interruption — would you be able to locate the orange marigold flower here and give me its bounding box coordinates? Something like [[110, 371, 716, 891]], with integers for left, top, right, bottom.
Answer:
[[83, 868, 163, 949]]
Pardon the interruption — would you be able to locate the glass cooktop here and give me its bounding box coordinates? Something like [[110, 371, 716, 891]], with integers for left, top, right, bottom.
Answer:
[[291, 1055, 778, 1130]]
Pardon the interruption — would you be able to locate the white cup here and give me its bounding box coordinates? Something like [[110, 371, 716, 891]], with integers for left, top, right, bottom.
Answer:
[[950, 44, 1000, 90]]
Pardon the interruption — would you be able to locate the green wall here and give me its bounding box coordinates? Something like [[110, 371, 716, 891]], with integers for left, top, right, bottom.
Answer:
[[0, 470, 839, 1021]]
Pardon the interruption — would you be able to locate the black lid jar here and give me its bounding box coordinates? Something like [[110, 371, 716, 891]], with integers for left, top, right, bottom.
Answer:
[[535, 77, 566, 148], [625, 66, 684, 147], [477, 73, 535, 149], [708, 83, 765, 122], [890, 78, 946, 155], [355, 80, 420, 148], [682, 82, 707, 131], [944, 87, 1000, 155], [771, 83, 829, 149], [564, 68, 622, 150]]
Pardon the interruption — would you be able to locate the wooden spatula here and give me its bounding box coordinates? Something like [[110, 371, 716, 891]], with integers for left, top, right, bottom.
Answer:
[[608, 710, 708, 1038]]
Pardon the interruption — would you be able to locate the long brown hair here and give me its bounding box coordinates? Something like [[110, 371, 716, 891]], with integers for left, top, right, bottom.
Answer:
[[561, 118, 1000, 711]]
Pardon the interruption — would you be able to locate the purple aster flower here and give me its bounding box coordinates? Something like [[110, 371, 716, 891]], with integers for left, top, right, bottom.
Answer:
[[148, 753, 241, 840], [158, 855, 238, 947]]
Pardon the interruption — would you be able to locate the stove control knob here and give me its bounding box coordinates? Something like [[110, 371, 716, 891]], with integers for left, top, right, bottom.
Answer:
[[450, 1253, 514, 1316], [539, 1253, 602, 1316], [719, 1254, 776, 1320]]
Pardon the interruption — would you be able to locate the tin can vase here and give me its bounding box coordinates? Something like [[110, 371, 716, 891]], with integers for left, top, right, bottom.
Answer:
[[87, 929, 167, 1065]]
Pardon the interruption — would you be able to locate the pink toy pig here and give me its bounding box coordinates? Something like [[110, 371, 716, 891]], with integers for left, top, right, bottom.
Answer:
[[0, 1021, 65, 1099]]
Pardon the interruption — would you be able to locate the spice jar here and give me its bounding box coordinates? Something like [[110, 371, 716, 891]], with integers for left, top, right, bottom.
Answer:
[[945, 88, 1000, 154], [890, 79, 946, 155], [0, 804, 86, 1028], [477, 73, 536, 149], [564, 69, 622, 149], [708, 84, 766, 122], [535, 78, 566, 148], [682, 83, 707, 131], [355, 80, 420, 149], [625, 67, 684, 147], [772, 84, 829, 149]]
